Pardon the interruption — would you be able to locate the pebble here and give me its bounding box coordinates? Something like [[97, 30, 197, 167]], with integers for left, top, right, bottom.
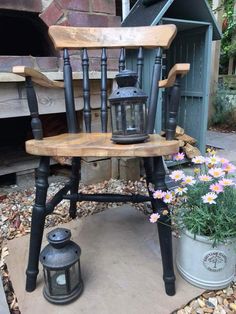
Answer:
[[217, 296, 223, 305], [196, 309, 204, 314], [175, 284, 236, 314], [207, 298, 217, 308], [0, 178, 149, 241], [198, 298, 205, 308], [229, 303, 236, 311], [203, 307, 214, 313]]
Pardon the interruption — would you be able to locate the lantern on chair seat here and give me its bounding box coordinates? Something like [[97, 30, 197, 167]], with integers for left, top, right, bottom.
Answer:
[[40, 228, 83, 304], [109, 69, 149, 144]]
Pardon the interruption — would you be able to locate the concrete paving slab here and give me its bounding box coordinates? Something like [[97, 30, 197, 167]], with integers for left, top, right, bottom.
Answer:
[[0, 275, 9, 314], [206, 130, 236, 163], [207, 130, 236, 150], [6, 206, 203, 314]]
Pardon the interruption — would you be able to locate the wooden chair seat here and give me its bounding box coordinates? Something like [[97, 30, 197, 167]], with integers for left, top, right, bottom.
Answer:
[[26, 133, 179, 157]]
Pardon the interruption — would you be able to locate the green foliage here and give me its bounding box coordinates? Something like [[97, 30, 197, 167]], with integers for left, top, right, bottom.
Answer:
[[151, 151, 236, 246], [175, 182, 236, 245], [210, 83, 235, 126], [208, 0, 236, 73]]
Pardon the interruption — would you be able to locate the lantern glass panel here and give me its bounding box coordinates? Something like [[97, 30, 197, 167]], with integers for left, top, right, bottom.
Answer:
[[43, 269, 49, 290], [50, 269, 68, 296], [111, 101, 147, 135], [69, 262, 80, 291]]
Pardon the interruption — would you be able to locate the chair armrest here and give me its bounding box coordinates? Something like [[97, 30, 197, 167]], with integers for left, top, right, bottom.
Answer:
[[12, 66, 64, 89], [159, 63, 190, 88]]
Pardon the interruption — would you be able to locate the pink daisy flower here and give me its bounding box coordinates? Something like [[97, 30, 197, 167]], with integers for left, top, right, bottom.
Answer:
[[192, 156, 205, 164], [206, 156, 220, 165], [183, 176, 196, 186], [149, 213, 160, 223], [223, 163, 236, 174], [202, 192, 217, 204], [174, 187, 188, 196], [210, 183, 223, 194], [163, 191, 173, 204], [173, 152, 185, 161], [208, 167, 225, 178], [218, 178, 235, 186], [153, 190, 165, 199], [170, 170, 185, 181], [199, 175, 212, 182], [219, 157, 229, 164]]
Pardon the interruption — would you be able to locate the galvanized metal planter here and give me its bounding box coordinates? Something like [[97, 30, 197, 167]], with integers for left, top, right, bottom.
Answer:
[[176, 229, 236, 290]]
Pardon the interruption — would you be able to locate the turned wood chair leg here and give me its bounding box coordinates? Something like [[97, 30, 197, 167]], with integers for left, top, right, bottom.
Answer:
[[69, 157, 81, 219], [152, 156, 176, 296], [26, 156, 50, 292]]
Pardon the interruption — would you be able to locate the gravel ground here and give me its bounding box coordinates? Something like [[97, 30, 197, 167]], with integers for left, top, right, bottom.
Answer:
[[0, 176, 235, 314]]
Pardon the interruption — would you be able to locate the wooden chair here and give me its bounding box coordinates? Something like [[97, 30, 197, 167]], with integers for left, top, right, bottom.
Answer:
[[12, 25, 190, 296]]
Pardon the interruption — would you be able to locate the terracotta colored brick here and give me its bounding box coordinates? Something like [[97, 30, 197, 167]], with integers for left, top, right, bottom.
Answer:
[[91, 0, 116, 15], [108, 15, 121, 27], [68, 12, 109, 27], [0, 0, 42, 12], [39, 1, 64, 26], [0, 56, 34, 72], [88, 50, 102, 58], [36, 57, 58, 71], [57, 0, 89, 12], [89, 58, 101, 71], [59, 56, 82, 72], [107, 58, 119, 71]]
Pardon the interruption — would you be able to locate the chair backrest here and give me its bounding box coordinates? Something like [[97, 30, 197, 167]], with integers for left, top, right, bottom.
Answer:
[[48, 25, 177, 135]]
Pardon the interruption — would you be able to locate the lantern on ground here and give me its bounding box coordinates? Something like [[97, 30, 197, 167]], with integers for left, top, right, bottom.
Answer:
[[40, 228, 83, 304], [109, 69, 149, 144]]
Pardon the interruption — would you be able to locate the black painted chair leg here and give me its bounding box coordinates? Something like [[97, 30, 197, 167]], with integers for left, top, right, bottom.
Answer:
[[26, 156, 50, 292], [152, 156, 176, 296], [69, 157, 81, 219], [143, 157, 154, 194], [157, 215, 176, 296]]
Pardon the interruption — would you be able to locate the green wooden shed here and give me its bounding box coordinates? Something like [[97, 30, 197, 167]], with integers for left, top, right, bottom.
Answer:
[[122, 0, 221, 153]]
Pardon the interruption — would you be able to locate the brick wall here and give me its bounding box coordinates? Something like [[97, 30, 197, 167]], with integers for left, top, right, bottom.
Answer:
[[40, 0, 120, 27], [0, 0, 120, 72]]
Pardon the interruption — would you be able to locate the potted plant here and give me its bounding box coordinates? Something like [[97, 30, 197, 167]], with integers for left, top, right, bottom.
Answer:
[[149, 150, 236, 290]]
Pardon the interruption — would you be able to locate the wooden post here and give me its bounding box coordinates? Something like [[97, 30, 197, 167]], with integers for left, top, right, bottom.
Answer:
[[209, 0, 223, 120]]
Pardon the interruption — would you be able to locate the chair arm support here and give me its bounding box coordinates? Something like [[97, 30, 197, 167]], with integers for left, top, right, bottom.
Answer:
[[12, 66, 64, 89], [158, 63, 190, 88]]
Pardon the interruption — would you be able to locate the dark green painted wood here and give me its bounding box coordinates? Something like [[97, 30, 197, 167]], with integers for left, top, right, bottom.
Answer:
[[122, 0, 221, 40]]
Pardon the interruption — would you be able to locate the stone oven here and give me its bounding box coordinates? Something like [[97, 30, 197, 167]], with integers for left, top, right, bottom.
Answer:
[[0, 0, 121, 182]]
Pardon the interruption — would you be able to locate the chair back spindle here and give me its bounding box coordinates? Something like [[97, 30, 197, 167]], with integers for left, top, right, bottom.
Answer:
[[63, 49, 78, 133], [119, 48, 126, 72], [101, 48, 108, 132], [166, 75, 181, 140], [137, 47, 144, 88], [147, 47, 162, 134], [25, 76, 43, 140], [47, 25, 178, 135], [82, 48, 91, 132]]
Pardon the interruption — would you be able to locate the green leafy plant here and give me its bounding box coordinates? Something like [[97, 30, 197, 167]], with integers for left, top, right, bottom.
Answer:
[[208, 0, 236, 73], [149, 150, 236, 246], [210, 83, 236, 127]]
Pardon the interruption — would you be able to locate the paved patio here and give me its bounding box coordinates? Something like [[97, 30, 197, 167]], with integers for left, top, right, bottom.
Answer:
[[207, 130, 236, 162], [6, 205, 203, 314]]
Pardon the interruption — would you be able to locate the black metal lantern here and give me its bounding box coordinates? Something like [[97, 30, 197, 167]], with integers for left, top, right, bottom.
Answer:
[[39, 228, 83, 304], [109, 69, 149, 144]]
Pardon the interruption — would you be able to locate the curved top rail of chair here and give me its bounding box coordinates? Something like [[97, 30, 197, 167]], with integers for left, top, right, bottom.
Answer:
[[25, 133, 179, 157], [48, 25, 177, 49]]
